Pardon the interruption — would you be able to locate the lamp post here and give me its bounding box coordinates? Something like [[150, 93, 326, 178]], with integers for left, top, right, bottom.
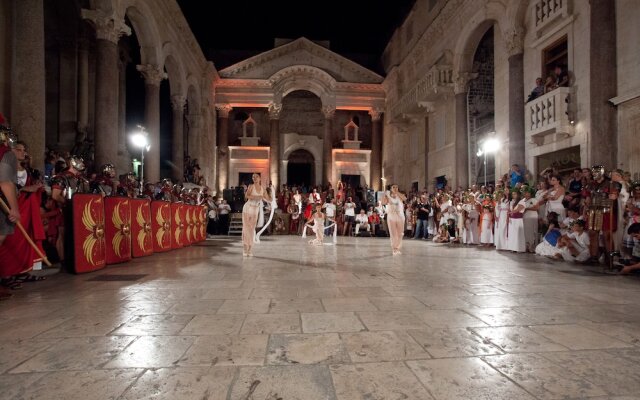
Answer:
[[130, 126, 150, 196], [477, 137, 500, 187]]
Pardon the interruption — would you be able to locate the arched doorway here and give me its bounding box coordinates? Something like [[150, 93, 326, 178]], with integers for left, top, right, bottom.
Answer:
[[467, 26, 496, 186], [287, 149, 315, 187]]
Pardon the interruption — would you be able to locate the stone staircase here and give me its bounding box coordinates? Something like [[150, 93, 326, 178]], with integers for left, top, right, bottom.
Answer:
[[228, 213, 243, 235]]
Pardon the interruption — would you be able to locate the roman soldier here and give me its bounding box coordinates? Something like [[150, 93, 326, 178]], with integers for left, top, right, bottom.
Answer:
[[157, 179, 173, 201], [585, 165, 621, 264], [50, 156, 89, 206], [90, 163, 119, 196]]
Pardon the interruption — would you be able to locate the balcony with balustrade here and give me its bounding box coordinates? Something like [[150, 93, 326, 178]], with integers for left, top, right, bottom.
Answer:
[[534, 0, 570, 36], [389, 64, 453, 121], [525, 87, 574, 145]]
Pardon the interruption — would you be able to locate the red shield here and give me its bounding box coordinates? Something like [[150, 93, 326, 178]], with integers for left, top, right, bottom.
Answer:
[[71, 194, 106, 273], [185, 205, 195, 245], [104, 197, 132, 265], [198, 205, 207, 242], [171, 203, 184, 249], [130, 198, 153, 257], [151, 201, 172, 252]]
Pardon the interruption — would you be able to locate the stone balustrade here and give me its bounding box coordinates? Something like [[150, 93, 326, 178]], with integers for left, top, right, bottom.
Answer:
[[525, 87, 574, 145], [390, 64, 453, 119], [534, 0, 568, 32]]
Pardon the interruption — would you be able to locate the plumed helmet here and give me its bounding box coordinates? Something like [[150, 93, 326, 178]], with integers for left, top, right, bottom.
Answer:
[[161, 178, 172, 188], [69, 155, 86, 172], [125, 171, 136, 183], [101, 163, 116, 178], [0, 113, 17, 147], [591, 165, 605, 177]]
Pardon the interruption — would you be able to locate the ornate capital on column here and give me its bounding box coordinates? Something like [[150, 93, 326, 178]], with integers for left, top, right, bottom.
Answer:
[[268, 102, 283, 120], [321, 105, 336, 120], [504, 26, 525, 57], [81, 9, 131, 44], [418, 101, 436, 113], [171, 95, 186, 111], [137, 64, 167, 87], [368, 108, 383, 121], [454, 72, 478, 94], [215, 104, 233, 118]]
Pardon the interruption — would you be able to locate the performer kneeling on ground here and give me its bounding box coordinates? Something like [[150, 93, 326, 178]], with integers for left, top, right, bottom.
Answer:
[[382, 184, 406, 255], [308, 204, 326, 245], [241, 173, 272, 257]]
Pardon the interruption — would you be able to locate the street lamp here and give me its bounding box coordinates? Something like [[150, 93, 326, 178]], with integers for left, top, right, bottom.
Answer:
[[130, 126, 150, 196], [477, 137, 500, 187]]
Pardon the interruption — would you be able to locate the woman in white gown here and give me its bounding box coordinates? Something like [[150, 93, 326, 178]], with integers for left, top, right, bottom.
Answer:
[[535, 212, 562, 257], [382, 184, 406, 255], [545, 175, 566, 221], [241, 173, 272, 257], [507, 190, 526, 253], [494, 190, 510, 250], [479, 197, 494, 246], [521, 186, 540, 252]]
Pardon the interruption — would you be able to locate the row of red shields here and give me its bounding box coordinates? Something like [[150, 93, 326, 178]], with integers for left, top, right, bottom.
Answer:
[[69, 194, 207, 274]]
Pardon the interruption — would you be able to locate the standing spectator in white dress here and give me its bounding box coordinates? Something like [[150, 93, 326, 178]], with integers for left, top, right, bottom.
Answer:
[[342, 197, 356, 236], [521, 186, 540, 252], [507, 190, 526, 253], [545, 175, 566, 220], [479, 197, 494, 246], [322, 197, 336, 236], [494, 191, 510, 250]]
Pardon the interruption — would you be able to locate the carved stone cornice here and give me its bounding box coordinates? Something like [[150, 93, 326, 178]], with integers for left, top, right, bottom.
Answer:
[[368, 109, 383, 121], [504, 26, 525, 57], [219, 37, 383, 83], [81, 9, 131, 44], [268, 102, 283, 120], [215, 104, 233, 118], [136, 64, 167, 87], [171, 95, 186, 112], [454, 72, 478, 94], [321, 105, 336, 120]]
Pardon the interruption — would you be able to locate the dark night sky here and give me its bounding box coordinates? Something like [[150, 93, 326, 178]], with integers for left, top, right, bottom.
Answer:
[[175, 0, 416, 75]]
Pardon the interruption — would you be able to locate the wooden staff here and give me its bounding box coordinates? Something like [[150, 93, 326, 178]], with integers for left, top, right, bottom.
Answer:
[[0, 196, 52, 267]]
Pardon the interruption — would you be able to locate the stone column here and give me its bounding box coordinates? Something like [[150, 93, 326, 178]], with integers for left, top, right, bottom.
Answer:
[[505, 28, 526, 168], [58, 37, 78, 149], [454, 73, 474, 189], [589, 0, 617, 167], [322, 105, 335, 187], [171, 95, 186, 182], [187, 113, 202, 161], [117, 52, 128, 173], [268, 102, 282, 188], [216, 104, 232, 193], [420, 102, 435, 190], [82, 9, 130, 169], [77, 37, 90, 142], [137, 64, 166, 183], [11, 0, 46, 170], [369, 109, 383, 191]]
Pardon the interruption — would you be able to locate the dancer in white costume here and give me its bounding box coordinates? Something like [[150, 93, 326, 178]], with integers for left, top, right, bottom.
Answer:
[[382, 184, 406, 255], [241, 173, 272, 257], [307, 204, 326, 245]]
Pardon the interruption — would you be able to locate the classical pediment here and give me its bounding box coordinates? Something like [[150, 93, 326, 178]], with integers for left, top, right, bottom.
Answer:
[[219, 37, 383, 84]]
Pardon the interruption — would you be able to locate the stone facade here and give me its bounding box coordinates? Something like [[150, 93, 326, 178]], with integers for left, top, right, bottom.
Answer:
[[0, 0, 216, 187], [382, 0, 635, 190], [214, 38, 385, 192]]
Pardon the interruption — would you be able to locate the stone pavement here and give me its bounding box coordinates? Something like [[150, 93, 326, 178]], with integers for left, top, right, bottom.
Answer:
[[1, 236, 640, 399]]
